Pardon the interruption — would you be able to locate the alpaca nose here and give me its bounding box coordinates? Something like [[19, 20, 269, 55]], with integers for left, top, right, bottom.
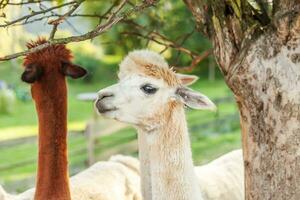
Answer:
[[98, 91, 114, 101], [96, 91, 115, 114]]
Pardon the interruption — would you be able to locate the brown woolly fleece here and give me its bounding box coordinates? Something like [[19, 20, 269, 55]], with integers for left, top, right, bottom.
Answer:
[[23, 38, 72, 200]]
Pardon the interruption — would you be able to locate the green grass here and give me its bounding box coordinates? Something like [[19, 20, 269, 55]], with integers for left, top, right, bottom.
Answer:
[[0, 62, 241, 192], [192, 131, 241, 164]]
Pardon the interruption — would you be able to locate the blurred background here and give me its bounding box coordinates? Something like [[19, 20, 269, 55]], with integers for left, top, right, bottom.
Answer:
[[0, 0, 241, 193]]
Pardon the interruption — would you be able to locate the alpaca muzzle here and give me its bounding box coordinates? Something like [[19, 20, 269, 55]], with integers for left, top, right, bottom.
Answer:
[[95, 92, 117, 114]]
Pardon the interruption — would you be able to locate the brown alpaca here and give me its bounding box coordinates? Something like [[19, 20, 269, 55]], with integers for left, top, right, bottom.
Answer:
[[21, 38, 86, 200]]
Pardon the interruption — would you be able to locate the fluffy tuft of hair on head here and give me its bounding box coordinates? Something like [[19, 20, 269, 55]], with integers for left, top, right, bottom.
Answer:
[[118, 49, 169, 78], [26, 37, 48, 49], [23, 37, 72, 67], [118, 49, 182, 87]]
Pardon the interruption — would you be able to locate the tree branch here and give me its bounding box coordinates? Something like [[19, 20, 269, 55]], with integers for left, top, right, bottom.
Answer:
[[122, 31, 197, 57], [273, 0, 300, 43], [0, 1, 77, 28], [183, 0, 265, 75], [48, 23, 58, 40], [48, 0, 83, 26], [1, 0, 52, 6], [48, 0, 84, 40], [173, 49, 212, 72], [0, 0, 158, 62], [121, 22, 210, 70]]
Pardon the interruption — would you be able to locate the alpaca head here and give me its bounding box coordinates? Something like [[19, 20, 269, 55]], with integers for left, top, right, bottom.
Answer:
[[95, 50, 216, 128], [21, 38, 86, 86]]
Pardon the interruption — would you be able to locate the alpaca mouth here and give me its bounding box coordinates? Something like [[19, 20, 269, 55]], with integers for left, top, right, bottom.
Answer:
[[96, 100, 117, 114], [99, 107, 117, 113]]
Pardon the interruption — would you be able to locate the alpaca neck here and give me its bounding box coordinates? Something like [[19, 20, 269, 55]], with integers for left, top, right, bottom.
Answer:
[[137, 132, 152, 200], [138, 103, 203, 200], [33, 82, 70, 200]]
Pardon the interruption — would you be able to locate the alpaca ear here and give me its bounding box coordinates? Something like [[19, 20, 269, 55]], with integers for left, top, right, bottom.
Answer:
[[176, 73, 199, 86], [21, 64, 43, 83], [176, 87, 216, 110], [61, 61, 87, 79]]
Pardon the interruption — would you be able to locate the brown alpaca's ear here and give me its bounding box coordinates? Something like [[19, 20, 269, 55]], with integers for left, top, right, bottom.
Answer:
[[21, 64, 43, 83], [61, 61, 87, 79]]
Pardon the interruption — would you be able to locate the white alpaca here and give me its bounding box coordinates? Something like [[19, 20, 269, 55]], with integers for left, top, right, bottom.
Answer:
[[95, 50, 244, 200], [0, 155, 142, 200]]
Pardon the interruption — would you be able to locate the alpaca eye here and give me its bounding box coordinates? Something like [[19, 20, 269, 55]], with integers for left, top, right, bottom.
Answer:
[[141, 84, 158, 94]]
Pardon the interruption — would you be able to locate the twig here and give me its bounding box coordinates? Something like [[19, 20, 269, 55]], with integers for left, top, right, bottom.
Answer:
[[48, 0, 83, 25], [122, 25, 210, 71], [3, 0, 52, 6], [0, 0, 7, 9], [48, 0, 84, 40], [122, 31, 198, 57], [122, 20, 197, 56], [174, 49, 213, 72], [98, 0, 120, 24], [48, 24, 58, 40]]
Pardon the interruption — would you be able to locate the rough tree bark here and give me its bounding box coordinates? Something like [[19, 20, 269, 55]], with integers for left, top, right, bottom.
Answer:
[[184, 0, 300, 199]]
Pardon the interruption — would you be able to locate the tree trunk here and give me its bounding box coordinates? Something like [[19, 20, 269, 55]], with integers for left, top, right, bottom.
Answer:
[[233, 31, 300, 200], [184, 0, 300, 199]]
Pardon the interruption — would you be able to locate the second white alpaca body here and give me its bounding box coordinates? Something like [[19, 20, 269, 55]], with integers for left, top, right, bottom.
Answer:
[[0, 151, 243, 200], [0, 155, 141, 200]]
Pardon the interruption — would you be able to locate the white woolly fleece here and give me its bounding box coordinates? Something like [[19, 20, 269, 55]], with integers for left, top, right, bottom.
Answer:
[[0, 155, 141, 200]]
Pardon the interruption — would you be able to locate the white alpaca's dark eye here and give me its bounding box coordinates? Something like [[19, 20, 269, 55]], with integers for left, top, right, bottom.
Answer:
[[141, 84, 158, 94]]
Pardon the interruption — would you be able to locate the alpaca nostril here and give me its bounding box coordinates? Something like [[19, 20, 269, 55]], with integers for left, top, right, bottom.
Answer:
[[98, 92, 114, 101], [96, 92, 117, 114]]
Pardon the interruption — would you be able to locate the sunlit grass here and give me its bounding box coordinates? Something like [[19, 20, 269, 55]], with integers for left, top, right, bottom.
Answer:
[[0, 125, 37, 141], [0, 121, 86, 141]]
